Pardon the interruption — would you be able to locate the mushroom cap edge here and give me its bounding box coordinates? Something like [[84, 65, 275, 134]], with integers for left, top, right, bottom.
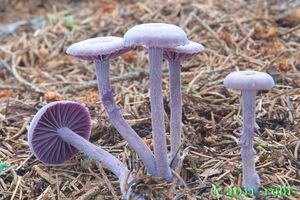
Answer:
[[224, 71, 275, 91], [28, 101, 91, 164], [124, 23, 188, 48]]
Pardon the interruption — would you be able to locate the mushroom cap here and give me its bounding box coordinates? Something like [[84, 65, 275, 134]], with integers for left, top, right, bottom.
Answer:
[[124, 23, 188, 48], [163, 40, 205, 60], [66, 36, 132, 60], [28, 101, 91, 164], [224, 71, 275, 91]]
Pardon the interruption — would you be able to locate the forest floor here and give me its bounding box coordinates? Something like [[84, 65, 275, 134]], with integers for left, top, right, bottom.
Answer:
[[0, 0, 300, 199]]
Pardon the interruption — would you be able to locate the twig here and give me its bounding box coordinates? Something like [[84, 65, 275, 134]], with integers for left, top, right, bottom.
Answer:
[[8, 119, 29, 140], [10, 176, 21, 200], [64, 63, 228, 94], [0, 60, 13, 74], [36, 186, 51, 200], [62, 70, 148, 93], [180, 10, 196, 29], [33, 165, 56, 185], [186, 64, 234, 93], [259, 51, 286, 71], [96, 162, 119, 200], [167, 147, 189, 198], [170, 138, 186, 168], [0, 47, 45, 94], [279, 24, 300, 36], [0, 20, 27, 41], [56, 173, 60, 200], [0, 85, 25, 90], [0, 164, 15, 176], [237, 28, 255, 48], [192, 14, 231, 55], [77, 185, 102, 200], [16, 154, 33, 171]]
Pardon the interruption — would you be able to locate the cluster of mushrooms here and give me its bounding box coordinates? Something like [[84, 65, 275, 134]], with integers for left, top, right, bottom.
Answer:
[[27, 23, 274, 198]]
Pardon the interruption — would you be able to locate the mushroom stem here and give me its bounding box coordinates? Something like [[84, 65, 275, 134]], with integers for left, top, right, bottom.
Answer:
[[94, 60, 156, 176], [241, 90, 260, 193], [168, 59, 182, 167], [57, 127, 132, 191], [148, 47, 172, 180]]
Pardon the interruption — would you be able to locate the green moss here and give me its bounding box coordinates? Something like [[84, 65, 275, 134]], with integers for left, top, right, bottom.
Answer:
[[0, 161, 11, 173]]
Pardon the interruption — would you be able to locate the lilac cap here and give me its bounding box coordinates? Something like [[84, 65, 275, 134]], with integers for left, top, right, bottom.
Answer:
[[66, 36, 133, 60], [224, 71, 275, 91], [28, 101, 91, 164], [164, 40, 205, 60], [124, 23, 188, 48]]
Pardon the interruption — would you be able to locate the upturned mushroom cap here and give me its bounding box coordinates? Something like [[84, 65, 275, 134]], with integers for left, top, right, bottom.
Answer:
[[28, 101, 91, 164], [66, 36, 132, 60], [124, 23, 188, 48], [164, 40, 205, 60], [224, 71, 275, 91]]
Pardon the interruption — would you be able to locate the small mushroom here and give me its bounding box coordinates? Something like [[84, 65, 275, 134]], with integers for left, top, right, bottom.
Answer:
[[124, 23, 188, 180], [28, 101, 132, 191], [164, 41, 204, 167], [224, 71, 274, 193], [67, 36, 156, 176]]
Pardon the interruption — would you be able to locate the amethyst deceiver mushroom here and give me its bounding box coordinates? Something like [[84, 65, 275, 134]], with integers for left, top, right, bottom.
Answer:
[[66, 36, 156, 176], [164, 41, 204, 166], [124, 23, 188, 180], [224, 71, 274, 193], [28, 101, 132, 191]]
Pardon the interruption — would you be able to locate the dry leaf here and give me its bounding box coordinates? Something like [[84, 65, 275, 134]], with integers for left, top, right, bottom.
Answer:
[[254, 23, 277, 39], [199, 168, 221, 177], [122, 51, 135, 63], [0, 69, 5, 79], [33, 165, 56, 185], [0, 90, 14, 99], [130, 4, 141, 13], [184, 74, 195, 82], [203, 135, 218, 144], [261, 41, 282, 55], [38, 48, 48, 59], [43, 91, 64, 102], [275, 5, 300, 27], [254, 23, 266, 37], [269, 27, 278, 38], [218, 31, 232, 46], [144, 138, 153, 150], [82, 90, 99, 104], [100, 2, 119, 13], [275, 60, 291, 73], [273, 39, 283, 50]]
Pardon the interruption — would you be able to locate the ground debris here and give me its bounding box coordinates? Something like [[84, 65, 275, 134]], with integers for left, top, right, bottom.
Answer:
[[0, 0, 299, 199]]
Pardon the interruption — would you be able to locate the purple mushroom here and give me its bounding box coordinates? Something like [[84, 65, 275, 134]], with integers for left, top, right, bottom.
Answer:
[[224, 71, 274, 193], [28, 101, 132, 191], [163, 41, 204, 167], [124, 23, 188, 180], [66, 36, 156, 176]]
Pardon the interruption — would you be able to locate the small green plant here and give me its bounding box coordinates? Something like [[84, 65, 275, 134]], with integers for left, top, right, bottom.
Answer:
[[44, 14, 76, 32], [211, 184, 222, 198], [0, 160, 11, 173], [44, 14, 59, 24], [65, 15, 76, 32]]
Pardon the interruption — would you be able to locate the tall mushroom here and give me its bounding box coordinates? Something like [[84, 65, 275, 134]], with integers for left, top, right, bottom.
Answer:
[[164, 41, 204, 167], [224, 71, 274, 193], [124, 23, 188, 180], [28, 101, 132, 192], [67, 36, 156, 176]]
